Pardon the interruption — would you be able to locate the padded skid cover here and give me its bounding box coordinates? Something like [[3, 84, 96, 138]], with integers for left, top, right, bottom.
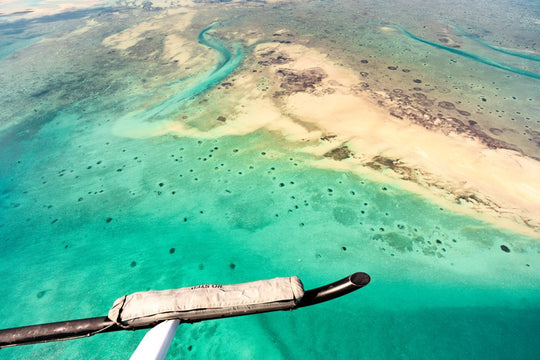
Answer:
[[108, 277, 304, 328]]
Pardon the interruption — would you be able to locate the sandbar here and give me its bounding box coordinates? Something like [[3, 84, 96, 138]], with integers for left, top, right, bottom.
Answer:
[[123, 35, 540, 237]]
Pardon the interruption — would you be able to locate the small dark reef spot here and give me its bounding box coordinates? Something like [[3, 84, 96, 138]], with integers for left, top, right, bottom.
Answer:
[[324, 146, 352, 160]]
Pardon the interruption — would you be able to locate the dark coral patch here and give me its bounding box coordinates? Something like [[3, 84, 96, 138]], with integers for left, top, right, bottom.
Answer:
[[412, 92, 427, 100], [324, 146, 352, 160], [438, 101, 455, 110], [276, 67, 327, 94]]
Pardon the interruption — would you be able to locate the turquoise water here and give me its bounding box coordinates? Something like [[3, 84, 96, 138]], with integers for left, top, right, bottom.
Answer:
[[0, 36, 40, 61], [1, 1, 539, 359], [455, 27, 540, 62], [396, 26, 540, 80], [134, 22, 245, 121]]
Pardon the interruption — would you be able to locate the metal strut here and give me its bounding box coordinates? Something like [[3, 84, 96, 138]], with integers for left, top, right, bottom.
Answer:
[[0, 272, 370, 349]]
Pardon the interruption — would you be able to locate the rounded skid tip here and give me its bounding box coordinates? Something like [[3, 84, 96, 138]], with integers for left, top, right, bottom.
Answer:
[[350, 272, 370, 287]]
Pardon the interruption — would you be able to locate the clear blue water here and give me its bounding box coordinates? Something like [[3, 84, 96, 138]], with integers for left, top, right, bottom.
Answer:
[[0, 1, 539, 359], [135, 22, 246, 121]]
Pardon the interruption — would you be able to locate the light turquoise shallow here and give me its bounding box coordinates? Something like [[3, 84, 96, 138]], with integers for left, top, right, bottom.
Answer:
[[0, 1, 539, 359]]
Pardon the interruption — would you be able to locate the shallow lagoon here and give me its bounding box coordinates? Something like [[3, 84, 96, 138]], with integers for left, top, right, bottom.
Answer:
[[0, 0, 539, 358]]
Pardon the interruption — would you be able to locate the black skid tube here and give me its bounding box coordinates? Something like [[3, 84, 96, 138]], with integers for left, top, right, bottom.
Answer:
[[296, 272, 371, 307], [0, 272, 370, 348], [0, 317, 122, 348]]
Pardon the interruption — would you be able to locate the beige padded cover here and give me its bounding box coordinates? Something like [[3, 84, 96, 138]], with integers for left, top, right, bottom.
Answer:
[[108, 276, 304, 327]]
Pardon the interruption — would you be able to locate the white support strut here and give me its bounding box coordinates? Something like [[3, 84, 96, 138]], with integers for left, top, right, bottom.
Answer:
[[130, 319, 180, 360]]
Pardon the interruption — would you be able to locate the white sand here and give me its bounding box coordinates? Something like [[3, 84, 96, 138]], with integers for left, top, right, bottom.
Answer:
[[131, 38, 540, 237], [285, 91, 540, 235], [0, 0, 107, 20]]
